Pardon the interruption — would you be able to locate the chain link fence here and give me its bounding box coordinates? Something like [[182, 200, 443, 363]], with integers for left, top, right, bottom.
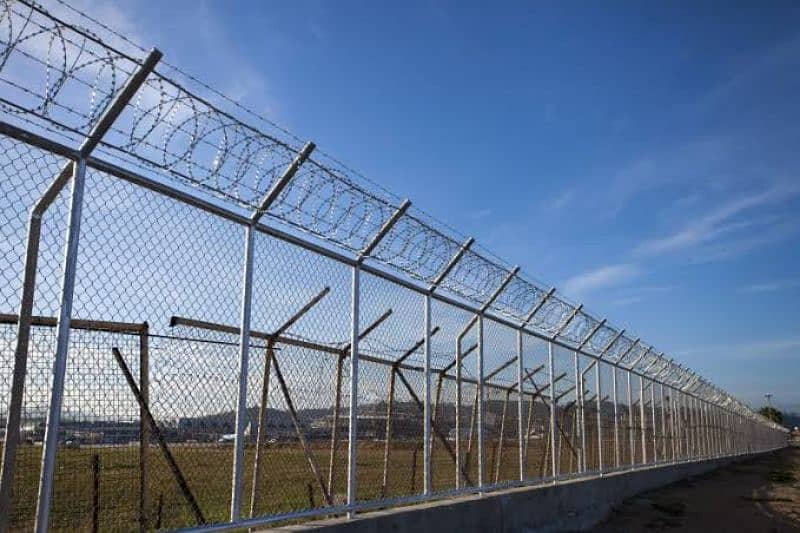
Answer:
[[0, 1, 789, 531]]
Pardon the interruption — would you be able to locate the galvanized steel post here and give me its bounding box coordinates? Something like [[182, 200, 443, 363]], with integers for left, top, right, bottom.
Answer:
[[347, 263, 360, 515], [476, 315, 485, 488], [516, 330, 524, 481], [230, 225, 255, 521], [612, 368, 619, 468], [639, 377, 647, 465], [627, 371, 634, 467], [34, 158, 87, 533], [423, 293, 432, 495], [595, 362, 602, 472], [548, 342, 557, 479]]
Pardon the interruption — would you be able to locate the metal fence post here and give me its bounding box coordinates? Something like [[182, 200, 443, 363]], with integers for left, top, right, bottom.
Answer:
[[1, 49, 162, 533], [696, 399, 703, 457], [612, 368, 619, 468], [230, 224, 255, 521], [678, 392, 685, 460], [0, 9, 783, 525], [423, 293, 432, 495], [673, 389, 679, 461], [659, 383, 665, 460], [712, 403, 717, 457], [726, 411, 732, 455], [639, 378, 647, 465], [548, 342, 557, 479], [704, 401, 710, 457], [708, 403, 714, 457], [626, 371, 634, 467], [516, 330, 524, 481], [686, 394, 692, 459], [347, 264, 360, 516], [34, 158, 87, 533], [580, 369, 587, 473], [595, 362, 602, 472], [686, 396, 693, 459], [573, 352, 582, 473], [650, 380, 656, 463], [696, 400, 703, 457], [139, 323, 150, 532], [711, 404, 717, 457], [455, 336, 463, 489], [477, 315, 485, 489], [692, 397, 699, 458], [701, 398, 707, 458], [231, 141, 315, 521]]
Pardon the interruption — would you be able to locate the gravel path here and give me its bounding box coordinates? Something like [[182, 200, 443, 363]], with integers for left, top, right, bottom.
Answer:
[[594, 444, 800, 532]]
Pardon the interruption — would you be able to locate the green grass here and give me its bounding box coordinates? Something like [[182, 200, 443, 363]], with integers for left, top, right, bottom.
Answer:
[[9, 440, 546, 532], [8, 431, 646, 531]]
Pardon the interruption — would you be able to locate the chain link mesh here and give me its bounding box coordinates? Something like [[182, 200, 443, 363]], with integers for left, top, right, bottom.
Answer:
[[0, 1, 788, 531]]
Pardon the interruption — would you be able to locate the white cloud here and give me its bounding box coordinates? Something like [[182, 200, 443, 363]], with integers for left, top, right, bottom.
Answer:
[[739, 279, 800, 293], [550, 189, 574, 210], [470, 208, 492, 219], [561, 263, 639, 297], [679, 336, 800, 361], [610, 296, 642, 306], [634, 186, 799, 258]]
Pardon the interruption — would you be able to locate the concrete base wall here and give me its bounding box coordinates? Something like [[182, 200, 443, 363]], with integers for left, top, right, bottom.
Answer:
[[273, 453, 774, 533]]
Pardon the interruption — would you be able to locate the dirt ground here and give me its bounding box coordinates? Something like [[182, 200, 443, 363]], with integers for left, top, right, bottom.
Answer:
[[594, 443, 800, 532]]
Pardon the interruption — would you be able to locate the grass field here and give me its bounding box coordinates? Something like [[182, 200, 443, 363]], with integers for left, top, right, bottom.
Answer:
[[7, 426, 654, 531], [8, 439, 548, 532]]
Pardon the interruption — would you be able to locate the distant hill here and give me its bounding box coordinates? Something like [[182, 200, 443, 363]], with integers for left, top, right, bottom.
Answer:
[[783, 412, 800, 429]]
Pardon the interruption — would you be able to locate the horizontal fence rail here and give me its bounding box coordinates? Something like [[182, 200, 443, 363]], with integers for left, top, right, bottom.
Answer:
[[0, 1, 788, 531]]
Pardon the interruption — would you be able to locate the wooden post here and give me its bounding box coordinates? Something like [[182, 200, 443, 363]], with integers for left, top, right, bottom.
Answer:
[[252, 286, 330, 515], [112, 347, 205, 525], [410, 445, 420, 494], [494, 390, 510, 483], [328, 353, 345, 495], [91, 454, 100, 533], [568, 408, 577, 473], [155, 494, 163, 530], [380, 370, 396, 498], [524, 394, 534, 465], [250, 342, 273, 517], [307, 483, 315, 508], [272, 356, 333, 505], [394, 369, 473, 485], [464, 389, 479, 479], [538, 415, 550, 477], [430, 371, 445, 472]]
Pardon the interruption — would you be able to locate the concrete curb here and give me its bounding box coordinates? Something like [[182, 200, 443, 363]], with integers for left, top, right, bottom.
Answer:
[[268, 451, 779, 532]]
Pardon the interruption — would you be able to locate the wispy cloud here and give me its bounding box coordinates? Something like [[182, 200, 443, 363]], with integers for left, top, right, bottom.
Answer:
[[682, 337, 800, 360], [633, 186, 799, 258], [470, 208, 492, 219], [550, 189, 574, 210], [693, 219, 800, 263], [607, 285, 676, 307], [739, 279, 800, 293], [601, 136, 734, 218], [540, 188, 574, 212], [561, 263, 639, 297], [610, 296, 642, 306]]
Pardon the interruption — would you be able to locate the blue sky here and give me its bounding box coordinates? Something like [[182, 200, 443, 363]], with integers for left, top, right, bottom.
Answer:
[[67, 0, 800, 411]]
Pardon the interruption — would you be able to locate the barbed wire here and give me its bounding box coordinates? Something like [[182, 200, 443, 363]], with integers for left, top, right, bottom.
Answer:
[[0, 0, 769, 421]]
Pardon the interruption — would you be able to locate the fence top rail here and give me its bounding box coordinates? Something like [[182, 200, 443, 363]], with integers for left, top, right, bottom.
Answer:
[[0, 0, 779, 430], [0, 313, 147, 334]]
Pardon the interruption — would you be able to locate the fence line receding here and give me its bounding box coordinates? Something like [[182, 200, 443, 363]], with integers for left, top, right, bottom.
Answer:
[[0, 1, 787, 531]]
